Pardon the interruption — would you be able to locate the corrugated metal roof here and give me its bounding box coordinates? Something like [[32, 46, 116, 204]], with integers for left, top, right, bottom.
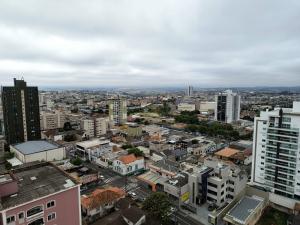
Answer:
[[13, 140, 60, 154], [227, 196, 263, 224]]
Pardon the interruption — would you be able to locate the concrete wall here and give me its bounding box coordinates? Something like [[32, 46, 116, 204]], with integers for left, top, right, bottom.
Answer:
[[11, 146, 65, 163]]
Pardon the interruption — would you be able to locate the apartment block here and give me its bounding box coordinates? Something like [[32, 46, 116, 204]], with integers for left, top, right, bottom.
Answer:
[[108, 97, 127, 126], [81, 117, 107, 138], [2, 78, 41, 144], [251, 102, 300, 201], [215, 90, 240, 124], [40, 111, 66, 130]]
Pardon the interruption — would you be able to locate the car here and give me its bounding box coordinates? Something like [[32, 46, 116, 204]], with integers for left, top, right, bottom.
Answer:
[[128, 192, 138, 199], [167, 207, 177, 216]]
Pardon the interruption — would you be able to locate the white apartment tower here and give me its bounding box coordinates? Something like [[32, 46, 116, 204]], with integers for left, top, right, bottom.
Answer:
[[215, 90, 240, 123], [251, 102, 300, 200], [109, 97, 127, 126]]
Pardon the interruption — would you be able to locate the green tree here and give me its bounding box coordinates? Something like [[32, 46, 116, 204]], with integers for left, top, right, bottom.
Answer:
[[122, 144, 133, 149], [158, 102, 171, 116], [63, 122, 72, 131], [4, 152, 15, 160], [142, 192, 172, 224], [191, 139, 199, 145], [5, 161, 12, 170], [128, 147, 144, 157], [71, 157, 82, 166]]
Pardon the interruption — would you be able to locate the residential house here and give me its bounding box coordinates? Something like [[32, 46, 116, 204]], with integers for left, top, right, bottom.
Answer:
[[113, 154, 145, 175]]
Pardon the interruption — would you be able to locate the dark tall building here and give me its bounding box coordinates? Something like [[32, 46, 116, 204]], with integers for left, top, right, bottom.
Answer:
[[1, 78, 41, 144]]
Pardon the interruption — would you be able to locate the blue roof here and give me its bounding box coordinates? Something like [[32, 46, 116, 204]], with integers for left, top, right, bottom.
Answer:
[[13, 140, 60, 155]]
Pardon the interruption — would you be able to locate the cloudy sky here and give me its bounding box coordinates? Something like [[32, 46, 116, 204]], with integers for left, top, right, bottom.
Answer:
[[0, 0, 300, 88]]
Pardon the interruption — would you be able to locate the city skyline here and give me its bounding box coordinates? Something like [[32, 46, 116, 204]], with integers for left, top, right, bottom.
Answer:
[[0, 0, 300, 88]]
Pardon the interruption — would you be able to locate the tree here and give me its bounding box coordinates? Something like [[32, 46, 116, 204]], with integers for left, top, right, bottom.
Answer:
[[128, 147, 144, 157], [63, 122, 72, 131], [5, 162, 12, 170], [4, 152, 15, 160], [122, 144, 133, 149], [158, 102, 171, 116], [71, 157, 82, 166], [142, 192, 172, 224], [191, 139, 199, 145]]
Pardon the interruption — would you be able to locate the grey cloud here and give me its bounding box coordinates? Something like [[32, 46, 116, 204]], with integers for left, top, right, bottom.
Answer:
[[0, 0, 300, 87]]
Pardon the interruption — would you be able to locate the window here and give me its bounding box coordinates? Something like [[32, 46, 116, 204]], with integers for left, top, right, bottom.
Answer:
[[28, 218, 44, 225], [47, 200, 55, 208], [47, 213, 56, 221], [6, 215, 15, 224], [18, 212, 24, 220], [27, 205, 43, 217], [208, 182, 218, 188]]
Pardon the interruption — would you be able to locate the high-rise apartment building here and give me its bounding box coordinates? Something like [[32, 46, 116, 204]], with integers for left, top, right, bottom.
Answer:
[[187, 85, 193, 97], [81, 117, 107, 138], [251, 102, 300, 200], [215, 90, 240, 123], [109, 97, 127, 126], [40, 111, 66, 130], [1, 78, 41, 144]]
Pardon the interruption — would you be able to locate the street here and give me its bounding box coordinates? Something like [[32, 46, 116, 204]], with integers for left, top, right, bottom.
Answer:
[[82, 162, 152, 201]]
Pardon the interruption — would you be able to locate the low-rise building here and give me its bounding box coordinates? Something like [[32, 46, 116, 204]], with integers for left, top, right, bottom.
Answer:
[[0, 162, 81, 225], [177, 103, 196, 112], [76, 139, 112, 161], [113, 154, 145, 175], [223, 195, 265, 225], [10, 140, 65, 163], [81, 187, 125, 222]]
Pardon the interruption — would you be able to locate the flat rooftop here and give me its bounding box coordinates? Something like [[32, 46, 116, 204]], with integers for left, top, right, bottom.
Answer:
[[226, 196, 264, 224], [12, 140, 61, 155], [0, 162, 78, 210], [76, 139, 110, 149]]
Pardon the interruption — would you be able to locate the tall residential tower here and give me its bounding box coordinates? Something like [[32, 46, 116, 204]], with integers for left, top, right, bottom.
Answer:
[[214, 90, 240, 123], [108, 97, 127, 126], [251, 102, 300, 201], [1, 78, 41, 144]]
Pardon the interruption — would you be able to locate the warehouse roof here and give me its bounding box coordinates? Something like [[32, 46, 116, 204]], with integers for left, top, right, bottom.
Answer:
[[12, 140, 61, 155]]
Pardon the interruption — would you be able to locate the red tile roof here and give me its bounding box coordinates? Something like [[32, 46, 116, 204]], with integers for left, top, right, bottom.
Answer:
[[81, 187, 125, 209], [119, 154, 140, 164]]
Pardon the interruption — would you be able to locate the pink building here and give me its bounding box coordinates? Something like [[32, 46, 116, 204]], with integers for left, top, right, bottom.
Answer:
[[0, 162, 81, 225]]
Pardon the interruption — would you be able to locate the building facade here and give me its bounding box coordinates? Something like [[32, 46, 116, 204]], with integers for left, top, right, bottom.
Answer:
[[109, 98, 127, 126], [2, 78, 41, 144], [251, 102, 300, 201], [80, 117, 107, 138], [215, 90, 240, 124], [40, 111, 66, 130]]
